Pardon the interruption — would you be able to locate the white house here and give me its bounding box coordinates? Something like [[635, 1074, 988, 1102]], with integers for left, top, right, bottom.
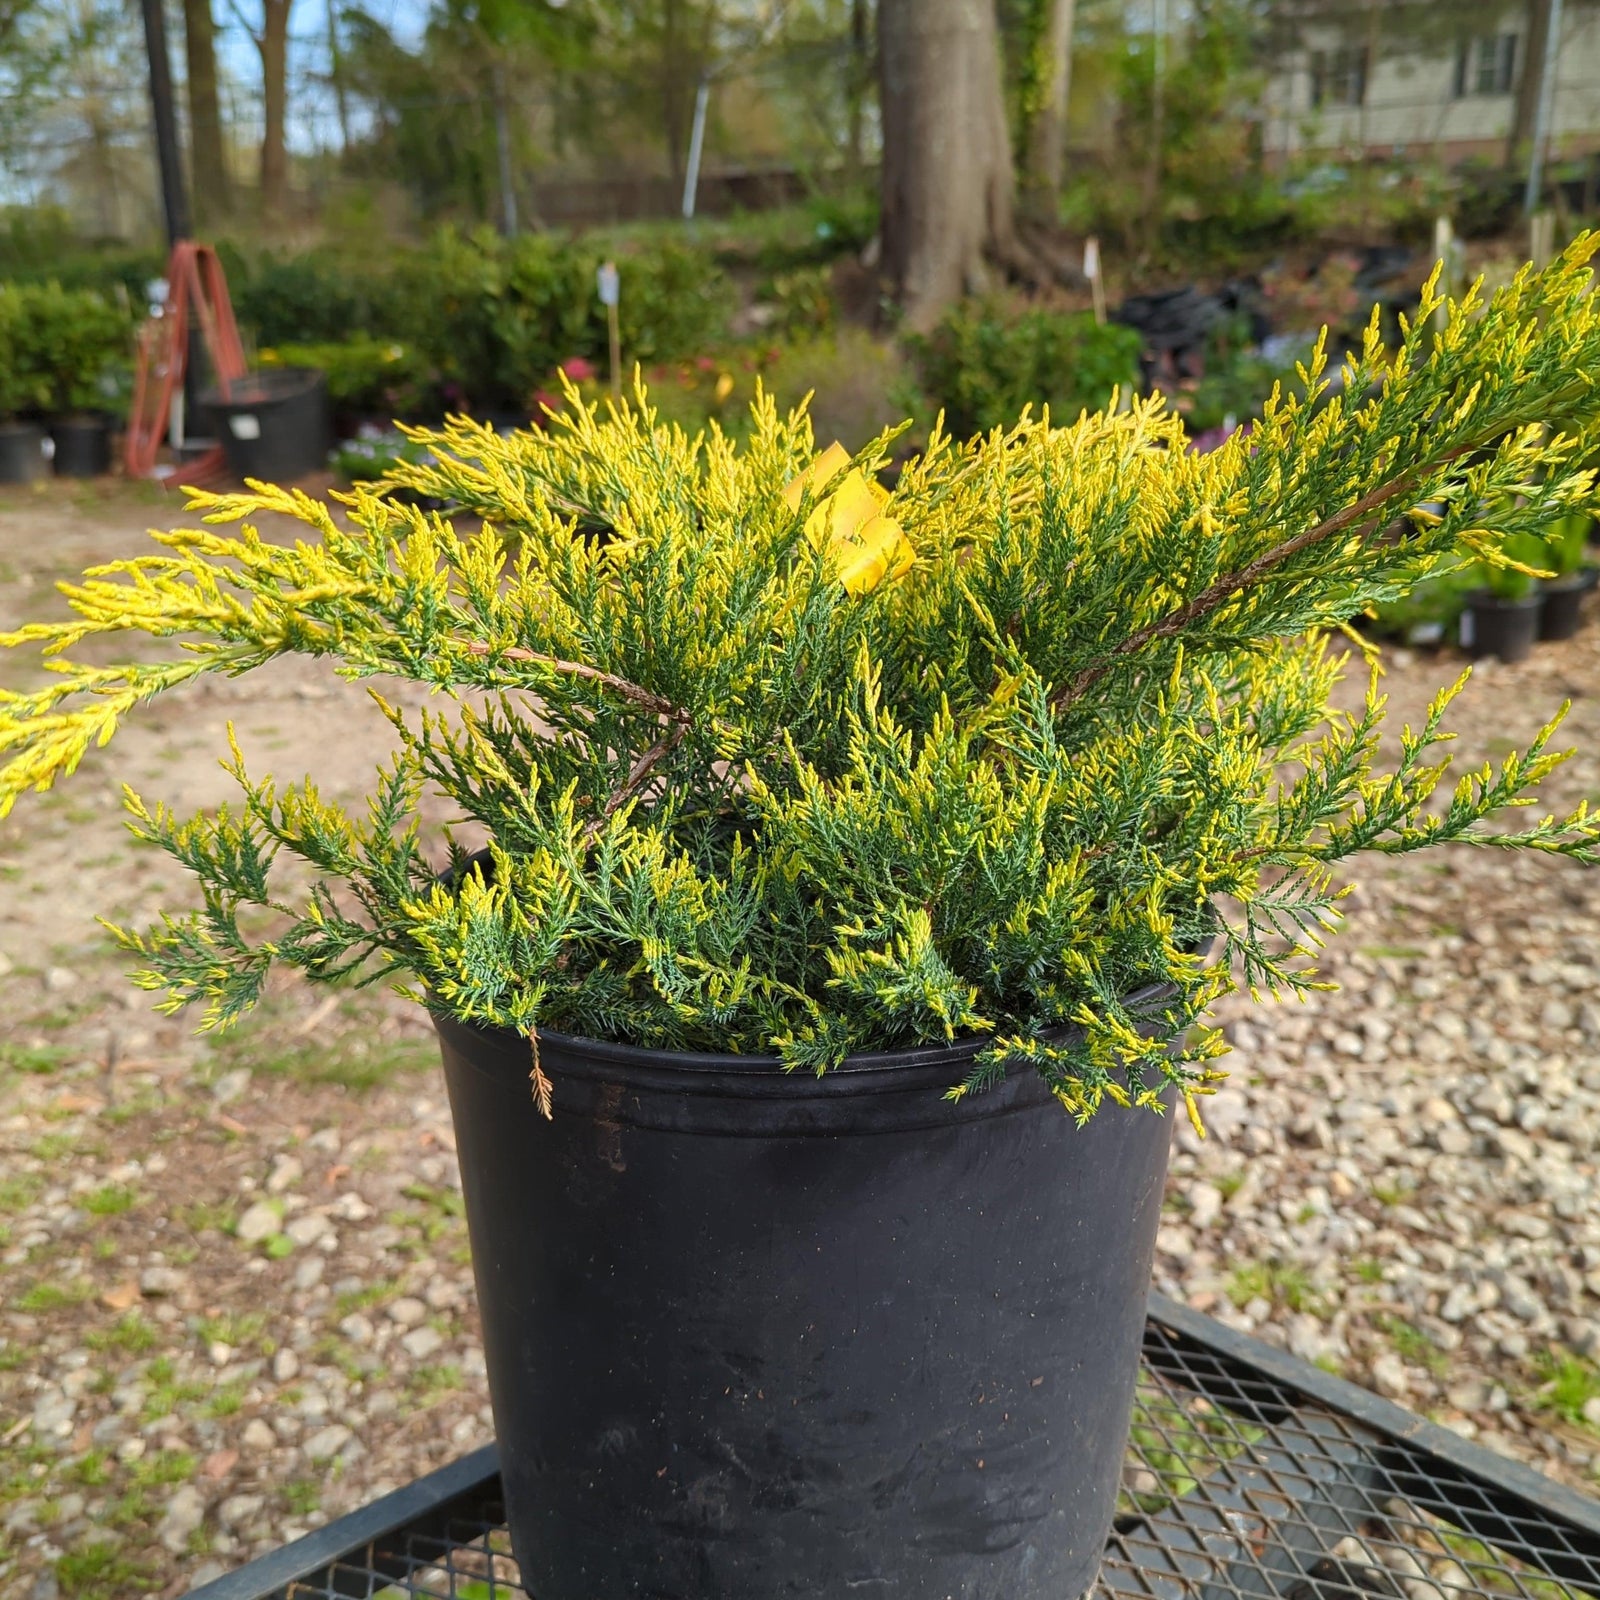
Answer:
[[1262, 5, 1600, 162]]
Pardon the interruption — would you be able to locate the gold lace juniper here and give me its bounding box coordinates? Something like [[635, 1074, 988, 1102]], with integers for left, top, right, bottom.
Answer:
[[5, 246, 1600, 1129]]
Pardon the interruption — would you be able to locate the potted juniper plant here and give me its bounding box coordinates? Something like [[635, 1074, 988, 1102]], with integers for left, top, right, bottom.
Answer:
[[6, 251, 1600, 1598]]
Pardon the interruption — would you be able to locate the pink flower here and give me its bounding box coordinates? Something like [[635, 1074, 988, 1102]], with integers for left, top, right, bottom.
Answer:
[[559, 357, 597, 383]]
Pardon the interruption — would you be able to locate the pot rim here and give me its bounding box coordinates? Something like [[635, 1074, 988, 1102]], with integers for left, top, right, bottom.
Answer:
[[1467, 587, 1543, 612], [432, 976, 1180, 1081]]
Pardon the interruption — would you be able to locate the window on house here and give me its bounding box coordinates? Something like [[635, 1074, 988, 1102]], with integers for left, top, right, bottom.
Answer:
[[1454, 33, 1518, 97], [1310, 46, 1368, 110]]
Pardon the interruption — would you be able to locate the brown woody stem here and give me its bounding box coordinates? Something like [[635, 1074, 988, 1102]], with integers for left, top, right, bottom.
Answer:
[[1052, 442, 1479, 712], [460, 640, 691, 723]]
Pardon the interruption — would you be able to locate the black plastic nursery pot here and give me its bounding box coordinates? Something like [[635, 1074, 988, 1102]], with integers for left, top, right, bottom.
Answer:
[[201, 367, 331, 483], [0, 420, 47, 484], [49, 414, 112, 479], [1461, 589, 1543, 662], [432, 1009, 1178, 1600], [1538, 569, 1600, 641]]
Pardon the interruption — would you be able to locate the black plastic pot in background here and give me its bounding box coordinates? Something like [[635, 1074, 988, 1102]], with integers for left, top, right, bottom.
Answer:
[[1461, 590, 1543, 662], [0, 421, 47, 485], [433, 1009, 1178, 1600], [1538, 569, 1600, 641], [201, 367, 331, 483], [50, 415, 112, 479]]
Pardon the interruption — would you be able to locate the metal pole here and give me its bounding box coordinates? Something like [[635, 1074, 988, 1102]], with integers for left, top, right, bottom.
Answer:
[[138, 0, 191, 245], [681, 75, 710, 220], [1525, 0, 1565, 215]]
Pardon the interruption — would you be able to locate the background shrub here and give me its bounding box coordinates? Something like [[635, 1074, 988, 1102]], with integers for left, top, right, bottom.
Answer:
[[908, 301, 1142, 440]]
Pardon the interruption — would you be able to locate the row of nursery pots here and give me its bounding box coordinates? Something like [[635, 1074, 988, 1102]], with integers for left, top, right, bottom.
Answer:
[[1462, 568, 1600, 661], [0, 416, 113, 483]]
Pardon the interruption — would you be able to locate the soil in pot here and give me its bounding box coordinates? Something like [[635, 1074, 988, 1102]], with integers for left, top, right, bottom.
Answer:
[[1460, 590, 1543, 662], [50, 414, 112, 479], [433, 1010, 1180, 1600], [200, 367, 331, 482], [0, 421, 47, 485], [1538, 569, 1599, 641]]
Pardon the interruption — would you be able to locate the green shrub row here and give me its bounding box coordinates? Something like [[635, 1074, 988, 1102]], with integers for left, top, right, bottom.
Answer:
[[231, 228, 734, 413], [0, 282, 133, 420]]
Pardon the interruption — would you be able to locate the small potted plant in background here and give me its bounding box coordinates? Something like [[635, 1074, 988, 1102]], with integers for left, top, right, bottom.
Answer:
[[1461, 530, 1548, 662], [38, 283, 133, 479], [5, 252, 1600, 1598], [0, 284, 52, 485], [1537, 508, 1597, 639]]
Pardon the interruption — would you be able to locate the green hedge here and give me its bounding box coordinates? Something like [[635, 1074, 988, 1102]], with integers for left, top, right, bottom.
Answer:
[[232, 228, 734, 413], [0, 282, 133, 418]]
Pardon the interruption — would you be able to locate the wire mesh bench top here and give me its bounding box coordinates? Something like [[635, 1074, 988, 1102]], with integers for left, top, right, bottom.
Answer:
[[191, 1292, 1600, 1600]]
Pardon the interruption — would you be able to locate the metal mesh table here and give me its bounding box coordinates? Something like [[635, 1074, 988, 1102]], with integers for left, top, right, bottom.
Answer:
[[193, 1293, 1600, 1600]]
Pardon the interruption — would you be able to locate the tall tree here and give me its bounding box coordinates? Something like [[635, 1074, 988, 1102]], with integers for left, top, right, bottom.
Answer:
[[182, 0, 230, 222], [258, 0, 291, 212], [878, 0, 1020, 331], [1022, 0, 1074, 212], [227, 0, 293, 212]]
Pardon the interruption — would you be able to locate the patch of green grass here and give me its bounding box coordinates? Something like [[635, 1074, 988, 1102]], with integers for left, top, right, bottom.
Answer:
[[334, 1279, 397, 1318], [203, 1381, 248, 1419], [54, 1539, 156, 1599], [1352, 1256, 1385, 1285], [140, 1362, 208, 1423], [88, 1312, 158, 1356], [176, 1198, 236, 1234], [69, 1450, 113, 1487], [18, 1280, 94, 1313], [409, 1362, 462, 1400], [0, 1173, 44, 1212], [1360, 944, 1425, 959], [31, 1131, 77, 1160], [1214, 1171, 1245, 1200], [1370, 1180, 1410, 1206], [82, 1184, 138, 1216], [207, 1008, 435, 1094], [1376, 1314, 1448, 1377], [1532, 1347, 1600, 1430], [0, 1040, 73, 1075], [1227, 1261, 1324, 1316], [198, 1311, 267, 1350], [284, 1478, 322, 1516]]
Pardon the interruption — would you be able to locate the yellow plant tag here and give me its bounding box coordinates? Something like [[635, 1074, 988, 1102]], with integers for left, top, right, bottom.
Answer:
[[782, 442, 914, 596]]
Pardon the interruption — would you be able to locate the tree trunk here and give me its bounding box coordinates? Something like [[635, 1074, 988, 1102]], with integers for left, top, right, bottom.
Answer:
[[846, 0, 868, 179], [259, 0, 292, 215], [182, 0, 230, 224], [879, 0, 1018, 332], [1506, 0, 1552, 167], [1023, 0, 1075, 213]]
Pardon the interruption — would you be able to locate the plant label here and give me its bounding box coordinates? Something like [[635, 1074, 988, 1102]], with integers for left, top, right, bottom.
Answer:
[[597, 263, 620, 308]]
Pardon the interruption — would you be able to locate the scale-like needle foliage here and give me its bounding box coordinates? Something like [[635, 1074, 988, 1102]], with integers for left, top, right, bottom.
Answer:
[[5, 246, 1600, 1127]]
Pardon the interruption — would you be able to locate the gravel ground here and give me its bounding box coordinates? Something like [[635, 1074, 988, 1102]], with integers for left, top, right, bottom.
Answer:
[[3, 482, 1600, 1597]]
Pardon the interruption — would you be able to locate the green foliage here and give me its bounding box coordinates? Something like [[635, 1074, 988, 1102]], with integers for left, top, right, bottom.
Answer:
[[6, 250, 1600, 1124], [1477, 531, 1549, 601], [1542, 511, 1593, 579], [907, 301, 1142, 440], [259, 338, 433, 421], [0, 281, 132, 418], [232, 230, 733, 413]]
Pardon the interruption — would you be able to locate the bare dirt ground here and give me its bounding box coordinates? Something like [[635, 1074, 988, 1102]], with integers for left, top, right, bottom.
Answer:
[[1, 478, 1599, 1598]]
